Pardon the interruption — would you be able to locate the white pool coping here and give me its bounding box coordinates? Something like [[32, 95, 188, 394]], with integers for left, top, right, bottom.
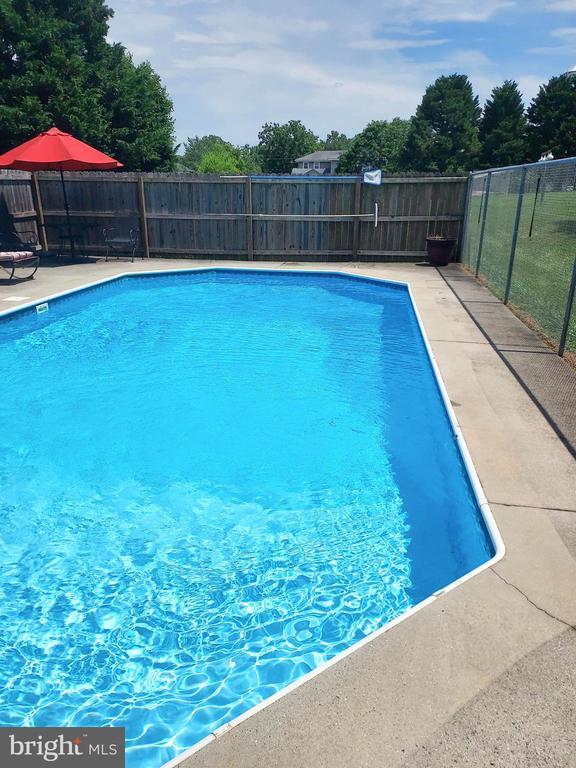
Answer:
[[0, 266, 505, 767]]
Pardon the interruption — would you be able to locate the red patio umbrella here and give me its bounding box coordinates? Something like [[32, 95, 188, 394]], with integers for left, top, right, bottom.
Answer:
[[0, 126, 123, 256]]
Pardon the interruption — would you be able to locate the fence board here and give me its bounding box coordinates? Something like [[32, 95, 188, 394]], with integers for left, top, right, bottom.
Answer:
[[0, 170, 39, 242]]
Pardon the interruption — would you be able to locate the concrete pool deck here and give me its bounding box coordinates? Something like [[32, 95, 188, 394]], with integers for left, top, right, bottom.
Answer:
[[2, 259, 575, 768]]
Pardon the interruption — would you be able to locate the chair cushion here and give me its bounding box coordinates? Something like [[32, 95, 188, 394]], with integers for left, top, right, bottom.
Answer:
[[0, 251, 35, 261]]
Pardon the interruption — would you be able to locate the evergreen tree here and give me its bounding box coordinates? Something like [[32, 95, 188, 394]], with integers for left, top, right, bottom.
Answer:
[[527, 73, 576, 160], [257, 120, 319, 173], [103, 49, 175, 171], [479, 81, 527, 168], [337, 119, 409, 173], [0, 0, 110, 148], [401, 74, 481, 173], [0, 0, 175, 170]]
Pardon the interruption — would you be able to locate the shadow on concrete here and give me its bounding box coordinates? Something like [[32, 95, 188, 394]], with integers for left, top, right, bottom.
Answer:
[[39, 254, 101, 268], [440, 265, 576, 460]]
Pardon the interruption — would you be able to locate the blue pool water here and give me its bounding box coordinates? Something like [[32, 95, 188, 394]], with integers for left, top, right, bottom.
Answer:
[[0, 270, 493, 767]]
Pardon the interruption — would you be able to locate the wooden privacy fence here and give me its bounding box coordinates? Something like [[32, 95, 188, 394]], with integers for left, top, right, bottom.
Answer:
[[0, 171, 468, 261], [0, 170, 39, 241]]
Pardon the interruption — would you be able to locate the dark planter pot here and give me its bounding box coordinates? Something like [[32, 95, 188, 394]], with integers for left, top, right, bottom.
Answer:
[[426, 237, 456, 267]]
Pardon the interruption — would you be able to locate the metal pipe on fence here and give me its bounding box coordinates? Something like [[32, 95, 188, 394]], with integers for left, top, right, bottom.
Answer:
[[475, 172, 492, 277], [559, 253, 576, 357], [528, 176, 541, 238], [504, 166, 527, 305]]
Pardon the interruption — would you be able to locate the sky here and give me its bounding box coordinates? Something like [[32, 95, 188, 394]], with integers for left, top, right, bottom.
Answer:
[[107, 0, 576, 146]]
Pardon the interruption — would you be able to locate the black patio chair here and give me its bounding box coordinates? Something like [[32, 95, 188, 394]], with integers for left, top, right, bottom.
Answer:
[[103, 227, 140, 262], [56, 222, 97, 258], [0, 229, 41, 280]]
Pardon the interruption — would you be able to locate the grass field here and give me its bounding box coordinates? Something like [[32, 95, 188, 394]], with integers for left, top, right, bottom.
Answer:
[[462, 187, 576, 354]]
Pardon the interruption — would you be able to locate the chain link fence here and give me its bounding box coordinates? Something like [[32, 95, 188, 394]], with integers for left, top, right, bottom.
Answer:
[[461, 157, 576, 356]]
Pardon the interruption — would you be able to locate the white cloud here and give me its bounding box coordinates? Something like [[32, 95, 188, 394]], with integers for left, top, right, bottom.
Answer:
[[126, 44, 155, 60], [107, 0, 551, 145], [529, 27, 576, 54], [546, 1, 576, 10], [174, 32, 218, 44], [107, 9, 176, 60], [515, 75, 546, 102], [109, 10, 175, 35], [552, 27, 576, 36], [349, 38, 449, 51], [392, 0, 515, 22]]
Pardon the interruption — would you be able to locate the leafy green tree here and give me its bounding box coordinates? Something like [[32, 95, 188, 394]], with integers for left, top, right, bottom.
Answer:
[[337, 119, 410, 173], [401, 74, 481, 173], [257, 120, 319, 173], [236, 144, 262, 174], [479, 81, 527, 168], [0, 0, 175, 170], [322, 130, 351, 150], [527, 74, 576, 161], [180, 138, 262, 175], [181, 135, 234, 171], [197, 146, 242, 174]]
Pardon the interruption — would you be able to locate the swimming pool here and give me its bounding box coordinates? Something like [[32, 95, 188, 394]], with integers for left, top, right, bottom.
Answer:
[[0, 269, 502, 768]]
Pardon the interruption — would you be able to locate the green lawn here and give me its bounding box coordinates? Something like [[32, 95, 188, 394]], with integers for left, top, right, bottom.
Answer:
[[462, 190, 576, 353]]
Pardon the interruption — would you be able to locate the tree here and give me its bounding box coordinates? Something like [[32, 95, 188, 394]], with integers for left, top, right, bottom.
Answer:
[[180, 137, 262, 175], [0, 0, 175, 170], [0, 0, 111, 150], [527, 74, 576, 161], [257, 120, 319, 173], [236, 144, 262, 174], [401, 74, 481, 173], [337, 119, 410, 173], [181, 135, 234, 171], [479, 81, 527, 168], [322, 130, 351, 150], [103, 49, 175, 171], [197, 146, 242, 174]]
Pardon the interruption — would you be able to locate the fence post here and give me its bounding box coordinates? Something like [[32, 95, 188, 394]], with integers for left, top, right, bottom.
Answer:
[[503, 165, 527, 304], [559, 253, 576, 357], [352, 176, 361, 259], [475, 171, 492, 277], [245, 176, 254, 260], [138, 174, 150, 259], [458, 172, 473, 263], [31, 172, 48, 251]]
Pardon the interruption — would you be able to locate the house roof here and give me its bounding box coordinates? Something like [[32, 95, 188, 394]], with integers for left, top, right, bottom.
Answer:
[[291, 167, 325, 175], [294, 150, 344, 162]]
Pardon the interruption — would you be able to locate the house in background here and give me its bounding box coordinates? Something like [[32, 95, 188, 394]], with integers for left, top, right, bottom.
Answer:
[[291, 150, 344, 175]]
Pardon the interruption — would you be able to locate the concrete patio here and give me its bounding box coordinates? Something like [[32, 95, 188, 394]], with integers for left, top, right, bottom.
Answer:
[[1, 259, 575, 768]]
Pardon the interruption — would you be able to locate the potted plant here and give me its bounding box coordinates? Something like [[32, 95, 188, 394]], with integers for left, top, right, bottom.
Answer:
[[426, 234, 456, 267]]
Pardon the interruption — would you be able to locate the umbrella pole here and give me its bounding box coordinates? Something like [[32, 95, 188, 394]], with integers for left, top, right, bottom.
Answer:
[[59, 167, 75, 258]]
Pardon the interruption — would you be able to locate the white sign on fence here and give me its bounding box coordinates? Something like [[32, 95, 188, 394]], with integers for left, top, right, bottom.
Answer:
[[363, 169, 382, 185]]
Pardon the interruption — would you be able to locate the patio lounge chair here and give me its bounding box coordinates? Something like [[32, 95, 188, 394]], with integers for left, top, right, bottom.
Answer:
[[0, 229, 40, 280]]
